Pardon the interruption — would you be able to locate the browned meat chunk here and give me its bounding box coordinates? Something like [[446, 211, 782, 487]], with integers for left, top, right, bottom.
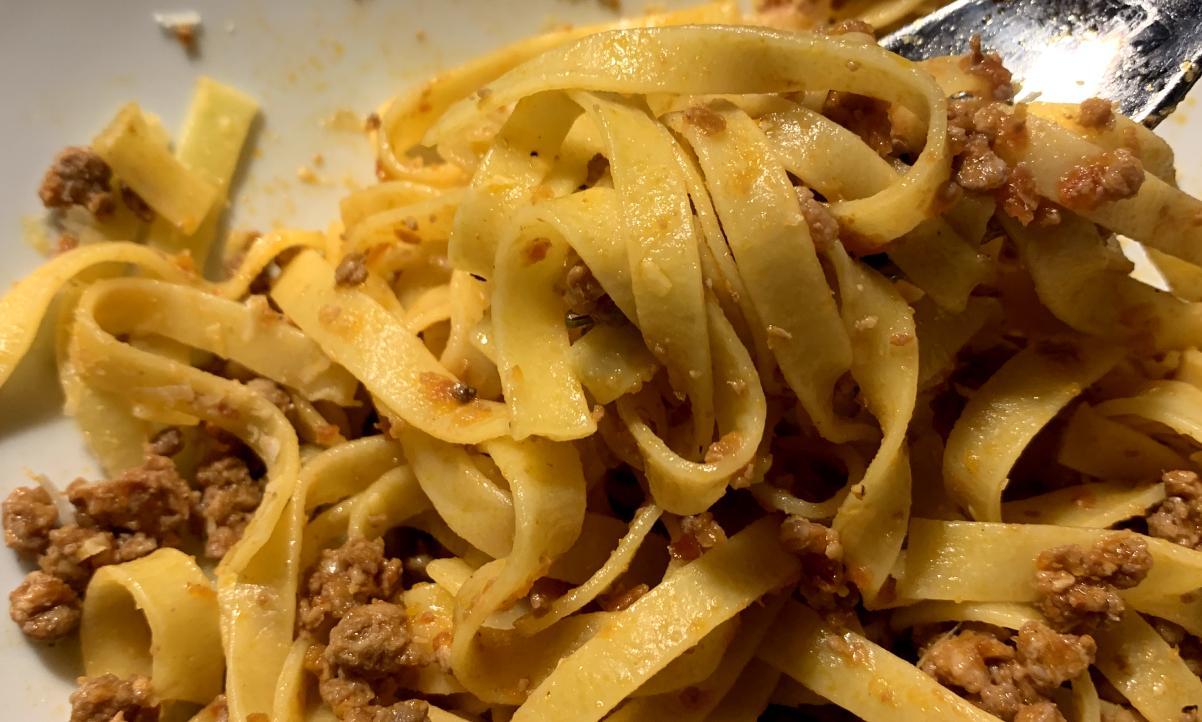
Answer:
[[1078, 97, 1115, 128], [920, 621, 1094, 720], [3, 485, 59, 556], [195, 456, 263, 560], [69, 674, 158, 722], [795, 187, 840, 251], [1015, 702, 1067, 722], [1035, 533, 1152, 632], [824, 91, 893, 156], [299, 537, 403, 638], [67, 454, 194, 545], [9, 571, 80, 640], [1148, 470, 1202, 549], [963, 35, 1015, 101], [683, 105, 727, 136], [998, 164, 1041, 225], [779, 515, 849, 608], [326, 601, 420, 677], [306, 599, 430, 722], [956, 134, 1010, 191], [668, 512, 727, 562], [146, 428, 184, 457], [335, 252, 369, 287], [120, 186, 155, 222], [38, 147, 116, 216], [39, 525, 156, 590], [1057, 148, 1145, 211]]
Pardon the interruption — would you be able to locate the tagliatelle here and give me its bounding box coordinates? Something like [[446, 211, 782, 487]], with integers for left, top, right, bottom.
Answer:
[[8, 5, 1202, 722]]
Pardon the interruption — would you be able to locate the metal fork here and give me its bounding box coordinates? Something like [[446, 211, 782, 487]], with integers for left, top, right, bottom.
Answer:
[[881, 0, 1202, 126]]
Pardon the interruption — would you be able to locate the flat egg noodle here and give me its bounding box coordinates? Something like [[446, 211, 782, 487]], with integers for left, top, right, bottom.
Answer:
[[271, 250, 511, 444], [669, 103, 859, 442], [428, 26, 951, 247], [943, 339, 1122, 521], [511, 517, 799, 722], [822, 244, 920, 600], [81, 548, 223, 704]]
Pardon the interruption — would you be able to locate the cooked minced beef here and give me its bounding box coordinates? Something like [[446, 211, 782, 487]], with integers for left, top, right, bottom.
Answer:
[[920, 621, 1094, 720], [298, 537, 403, 639], [1147, 470, 1202, 549], [1034, 534, 1152, 632], [69, 674, 158, 722]]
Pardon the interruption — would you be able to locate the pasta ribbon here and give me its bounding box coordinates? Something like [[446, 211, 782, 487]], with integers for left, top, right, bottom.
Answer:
[[82, 548, 223, 704], [944, 339, 1122, 521]]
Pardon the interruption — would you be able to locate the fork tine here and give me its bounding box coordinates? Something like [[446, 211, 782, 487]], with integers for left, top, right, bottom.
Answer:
[[881, 0, 1202, 126]]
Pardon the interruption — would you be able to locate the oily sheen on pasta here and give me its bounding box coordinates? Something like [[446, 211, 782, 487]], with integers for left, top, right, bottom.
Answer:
[[4, 3, 1202, 722]]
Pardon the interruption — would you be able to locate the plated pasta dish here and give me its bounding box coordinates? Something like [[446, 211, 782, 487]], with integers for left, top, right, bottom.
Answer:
[[5, 2, 1202, 721]]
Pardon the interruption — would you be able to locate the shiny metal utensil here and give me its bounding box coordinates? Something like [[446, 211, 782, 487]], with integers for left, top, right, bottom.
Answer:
[[881, 0, 1202, 126]]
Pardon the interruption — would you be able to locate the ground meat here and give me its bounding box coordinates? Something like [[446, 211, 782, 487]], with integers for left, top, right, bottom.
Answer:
[[962, 35, 1015, 101], [309, 600, 430, 722], [69, 674, 158, 722], [315, 669, 430, 722], [120, 186, 155, 222], [956, 135, 1010, 191], [299, 538, 403, 638], [683, 105, 727, 135], [795, 187, 840, 251], [326, 601, 420, 677], [38, 147, 116, 216], [1057, 148, 1145, 211], [147, 428, 184, 457], [9, 571, 80, 640], [1015, 702, 1066, 722], [920, 622, 1094, 720], [39, 526, 157, 590], [364, 701, 430, 722], [1077, 97, 1115, 129], [1034, 533, 1152, 632], [998, 164, 1041, 225], [195, 456, 263, 560], [668, 512, 727, 562], [67, 455, 193, 545], [972, 102, 1028, 153], [583, 153, 609, 187], [1147, 470, 1202, 549], [779, 516, 850, 607], [335, 253, 369, 287], [824, 91, 893, 156], [3, 486, 59, 556]]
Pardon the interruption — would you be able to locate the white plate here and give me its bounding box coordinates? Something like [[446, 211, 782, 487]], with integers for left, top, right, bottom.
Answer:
[[1, 2, 1201, 718]]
